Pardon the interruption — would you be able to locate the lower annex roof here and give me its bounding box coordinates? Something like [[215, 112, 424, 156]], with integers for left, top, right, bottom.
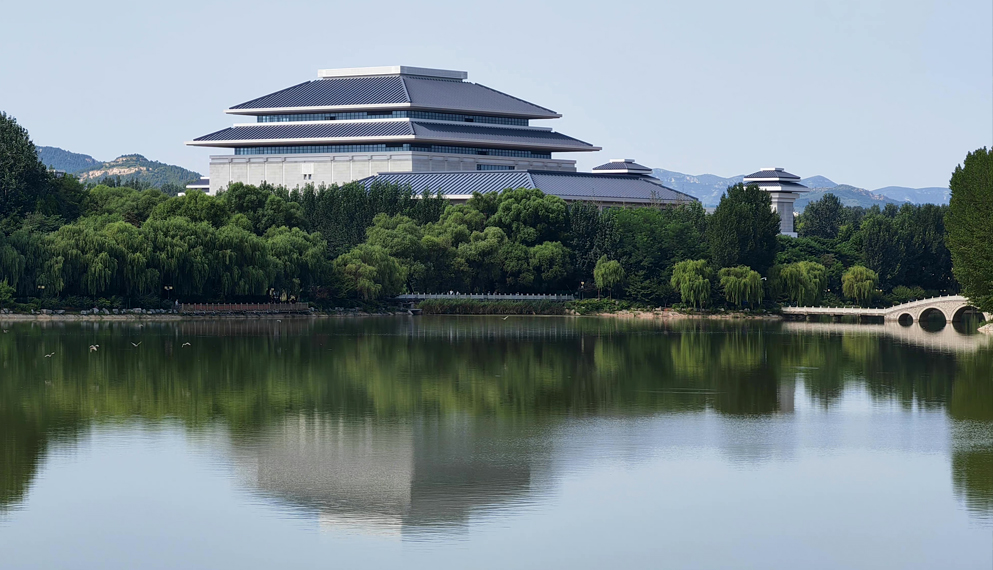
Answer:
[[358, 170, 698, 204]]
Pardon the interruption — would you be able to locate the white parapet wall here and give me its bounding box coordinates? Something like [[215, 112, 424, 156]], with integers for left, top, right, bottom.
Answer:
[[207, 152, 576, 195]]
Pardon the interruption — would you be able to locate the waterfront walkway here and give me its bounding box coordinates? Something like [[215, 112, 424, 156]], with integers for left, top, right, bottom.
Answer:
[[179, 303, 311, 315], [781, 295, 991, 323], [396, 293, 575, 302]]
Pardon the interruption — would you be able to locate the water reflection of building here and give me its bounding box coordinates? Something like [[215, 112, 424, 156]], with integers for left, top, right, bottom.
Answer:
[[228, 414, 547, 536]]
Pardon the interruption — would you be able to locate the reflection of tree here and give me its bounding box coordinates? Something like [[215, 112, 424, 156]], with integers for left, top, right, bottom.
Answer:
[[0, 318, 990, 520], [948, 350, 993, 519]]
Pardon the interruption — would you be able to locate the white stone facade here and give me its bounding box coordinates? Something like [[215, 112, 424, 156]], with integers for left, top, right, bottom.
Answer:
[[206, 152, 576, 195], [768, 192, 799, 237]]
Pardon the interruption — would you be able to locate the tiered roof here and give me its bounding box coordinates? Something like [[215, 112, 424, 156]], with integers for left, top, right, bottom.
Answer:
[[742, 167, 808, 191], [189, 66, 598, 154], [191, 121, 595, 151]]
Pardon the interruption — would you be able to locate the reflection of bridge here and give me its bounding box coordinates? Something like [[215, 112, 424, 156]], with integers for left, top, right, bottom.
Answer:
[[782, 295, 991, 323], [781, 321, 993, 353]]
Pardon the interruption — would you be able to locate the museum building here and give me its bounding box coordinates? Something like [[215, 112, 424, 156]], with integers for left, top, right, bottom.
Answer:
[[187, 65, 697, 206]]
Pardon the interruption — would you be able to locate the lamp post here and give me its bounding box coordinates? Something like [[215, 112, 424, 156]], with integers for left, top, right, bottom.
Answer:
[[36, 284, 45, 297], [163, 285, 174, 299], [580, 281, 585, 300]]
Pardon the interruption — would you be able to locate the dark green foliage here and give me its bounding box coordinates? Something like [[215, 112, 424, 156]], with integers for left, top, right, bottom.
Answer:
[[605, 202, 707, 304], [488, 187, 567, 245], [567, 201, 607, 280], [0, 112, 49, 218], [290, 181, 446, 257], [857, 214, 902, 289], [0, 113, 968, 309], [0, 113, 85, 222], [945, 147, 993, 312], [798, 193, 843, 239], [707, 183, 780, 274]]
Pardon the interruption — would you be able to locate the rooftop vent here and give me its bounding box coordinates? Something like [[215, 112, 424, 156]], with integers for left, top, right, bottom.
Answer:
[[317, 66, 468, 80]]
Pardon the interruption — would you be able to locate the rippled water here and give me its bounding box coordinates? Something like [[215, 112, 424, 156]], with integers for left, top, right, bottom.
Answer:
[[1, 317, 991, 569]]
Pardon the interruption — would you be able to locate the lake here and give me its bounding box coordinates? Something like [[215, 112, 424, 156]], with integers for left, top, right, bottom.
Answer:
[[1, 317, 991, 569]]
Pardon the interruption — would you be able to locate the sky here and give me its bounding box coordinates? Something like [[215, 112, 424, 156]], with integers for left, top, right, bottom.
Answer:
[[1, 0, 990, 190]]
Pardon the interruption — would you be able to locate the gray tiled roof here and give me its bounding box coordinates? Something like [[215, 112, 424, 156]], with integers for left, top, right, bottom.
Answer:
[[411, 122, 596, 150], [186, 177, 210, 188], [228, 75, 559, 118], [193, 121, 414, 142], [190, 121, 595, 151], [529, 172, 695, 203], [359, 171, 698, 204], [368, 171, 535, 195], [742, 169, 802, 181], [401, 76, 557, 118], [592, 160, 652, 171], [230, 76, 408, 110]]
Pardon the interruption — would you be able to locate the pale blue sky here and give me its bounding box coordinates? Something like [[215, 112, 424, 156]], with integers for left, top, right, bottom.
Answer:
[[2, 0, 989, 189]]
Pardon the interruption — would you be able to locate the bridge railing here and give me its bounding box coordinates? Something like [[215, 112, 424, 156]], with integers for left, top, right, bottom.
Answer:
[[179, 303, 311, 314], [396, 293, 575, 302]]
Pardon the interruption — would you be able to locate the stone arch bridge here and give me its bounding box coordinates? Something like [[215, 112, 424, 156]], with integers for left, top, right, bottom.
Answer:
[[781, 295, 991, 323]]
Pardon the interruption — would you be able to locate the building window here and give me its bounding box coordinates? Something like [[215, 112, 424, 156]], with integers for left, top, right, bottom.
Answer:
[[477, 164, 514, 170], [234, 145, 551, 159], [256, 111, 528, 126]]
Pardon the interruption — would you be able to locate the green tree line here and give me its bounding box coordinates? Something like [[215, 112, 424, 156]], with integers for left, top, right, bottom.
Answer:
[[2, 112, 989, 310]]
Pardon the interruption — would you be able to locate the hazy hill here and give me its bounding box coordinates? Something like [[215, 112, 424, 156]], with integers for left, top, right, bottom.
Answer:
[[74, 154, 200, 188], [794, 185, 901, 210], [873, 186, 949, 205], [652, 168, 946, 209], [37, 146, 103, 173]]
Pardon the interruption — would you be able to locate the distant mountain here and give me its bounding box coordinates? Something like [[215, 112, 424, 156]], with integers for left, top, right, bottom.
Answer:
[[794, 185, 901, 211], [872, 186, 949, 205], [651, 169, 743, 206], [37, 146, 103, 173], [74, 154, 200, 188], [800, 176, 837, 188], [652, 168, 946, 208]]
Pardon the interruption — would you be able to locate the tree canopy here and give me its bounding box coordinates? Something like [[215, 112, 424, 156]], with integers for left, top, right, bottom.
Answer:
[[707, 183, 780, 274], [945, 147, 992, 312]]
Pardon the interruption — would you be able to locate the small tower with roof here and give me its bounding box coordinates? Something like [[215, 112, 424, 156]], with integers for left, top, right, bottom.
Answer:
[[742, 167, 808, 237]]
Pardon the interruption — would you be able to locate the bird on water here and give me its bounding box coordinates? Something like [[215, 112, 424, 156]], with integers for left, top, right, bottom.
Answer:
[[182, 342, 191, 347], [44, 352, 55, 358], [89, 345, 99, 352], [131, 342, 141, 347]]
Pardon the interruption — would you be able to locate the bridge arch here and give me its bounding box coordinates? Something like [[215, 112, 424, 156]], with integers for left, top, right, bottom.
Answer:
[[897, 313, 914, 326], [917, 307, 948, 326], [952, 304, 988, 323]]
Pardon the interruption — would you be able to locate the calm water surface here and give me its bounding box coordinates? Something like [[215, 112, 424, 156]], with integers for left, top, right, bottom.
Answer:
[[1, 317, 991, 569]]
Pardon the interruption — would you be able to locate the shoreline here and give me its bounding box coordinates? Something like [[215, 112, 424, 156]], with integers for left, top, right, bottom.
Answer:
[[583, 309, 781, 321], [0, 309, 783, 322]]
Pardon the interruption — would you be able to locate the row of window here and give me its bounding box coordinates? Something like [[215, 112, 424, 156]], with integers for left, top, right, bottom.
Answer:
[[256, 110, 529, 126], [234, 145, 551, 159], [476, 164, 515, 171]]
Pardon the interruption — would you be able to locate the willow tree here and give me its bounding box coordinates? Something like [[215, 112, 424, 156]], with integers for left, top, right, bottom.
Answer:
[[593, 256, 624, 299], [670, 259, 712, 308], [842, 265, 878, 306], [779, 261, 826, 305], [718, 265, 764, 307]]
